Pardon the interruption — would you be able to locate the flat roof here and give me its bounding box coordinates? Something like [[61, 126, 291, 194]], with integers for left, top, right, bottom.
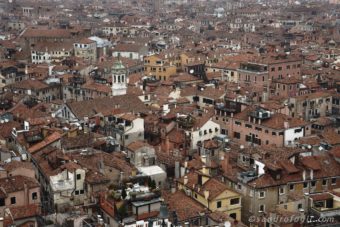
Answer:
[[138, 165, 165, 176]]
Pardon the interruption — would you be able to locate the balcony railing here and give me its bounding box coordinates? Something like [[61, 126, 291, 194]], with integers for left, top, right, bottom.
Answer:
[[310, 206, 340, 218]]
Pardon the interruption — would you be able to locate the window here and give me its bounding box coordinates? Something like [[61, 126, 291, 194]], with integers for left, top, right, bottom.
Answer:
[[234, 132, 241, 139], [331, 177, 336, 185], [272, 132, 276, 136], [259, 204, 265, 212], [230, 213, 237, 220], [298, 203, 303, 210], [75, 190, 79, 195], [259, 191, 266, 198], [245, 124, 252, 128], [194, 193, 197, 199], [311, 181, 316, 187], [204, 130, 207, 135], [279, 187, 285, 195], [80, 189, 84, 194], [237, 184, 242, 190], [125, 135, 129, 139], [278, 66, 282, 71], [303, 182, 308, 188], [235, 121, 241, 126], [294, 128, 302, 133], [217, 201, 222, 208], [289, 184, 294, 191], [230, 198, 240, 205], [77, 174, 81, 180], [322, 179, 327, 186], [0, 198, 4, 206], [10, 197, 16, 205], [32, 192, 38, 200]]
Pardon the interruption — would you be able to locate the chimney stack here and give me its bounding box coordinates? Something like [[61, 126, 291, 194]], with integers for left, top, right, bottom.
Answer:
[[184, 175, 188, 185], [221, 153, 231, 173]]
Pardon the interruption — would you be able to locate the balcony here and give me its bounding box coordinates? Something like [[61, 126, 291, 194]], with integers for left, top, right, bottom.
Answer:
[[310, 206, 340, 218], [308, 192, 340, 219]]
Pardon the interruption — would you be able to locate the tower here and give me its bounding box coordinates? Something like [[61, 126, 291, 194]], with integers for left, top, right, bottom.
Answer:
[[111, 60, 127, 96]]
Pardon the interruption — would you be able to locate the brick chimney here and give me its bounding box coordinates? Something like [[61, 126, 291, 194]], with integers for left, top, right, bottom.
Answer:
[[220, 153, 231, 173]]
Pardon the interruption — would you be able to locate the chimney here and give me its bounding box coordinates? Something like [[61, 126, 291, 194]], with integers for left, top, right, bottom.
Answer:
[[24, 183, 29, 205], [310, 169, 314, 180], [175, 161, 180, 179], [201, 155, 207, 164], [284, 121, 289, 129], [184, 175, 188, 185], [165, 136, 170, 154], [171, 185, 176, 194], [48, 65, 53, 76], [221, 153, 231, 173], [302, 170, 306, 181]]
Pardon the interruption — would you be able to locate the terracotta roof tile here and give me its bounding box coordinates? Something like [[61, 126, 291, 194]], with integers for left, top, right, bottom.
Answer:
[[162, 190, 206, 222], [9, 204, 41, 220], [28, 131, 62, 154]]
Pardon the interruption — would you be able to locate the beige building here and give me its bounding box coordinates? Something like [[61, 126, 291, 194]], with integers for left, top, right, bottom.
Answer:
[[74, 38, 97, 63]]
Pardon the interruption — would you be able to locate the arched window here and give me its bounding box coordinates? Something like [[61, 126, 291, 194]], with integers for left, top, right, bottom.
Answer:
[[118, 76, 120, 83], [121, 75, 125, 83], [114, 75, 116, 83]]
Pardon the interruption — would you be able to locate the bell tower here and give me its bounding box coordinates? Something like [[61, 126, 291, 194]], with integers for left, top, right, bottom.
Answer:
[[111, 60, 127, 96]]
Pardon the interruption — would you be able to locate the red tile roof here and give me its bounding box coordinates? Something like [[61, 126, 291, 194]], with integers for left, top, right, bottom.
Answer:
[[28, 131, 62, 154]]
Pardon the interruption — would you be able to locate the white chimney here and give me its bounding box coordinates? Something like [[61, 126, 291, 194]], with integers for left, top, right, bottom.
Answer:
[[302, 170, 306, 181], [310, 169, 314, 180], [201, 155, 207, 164], [184, 175, 188, 185]]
